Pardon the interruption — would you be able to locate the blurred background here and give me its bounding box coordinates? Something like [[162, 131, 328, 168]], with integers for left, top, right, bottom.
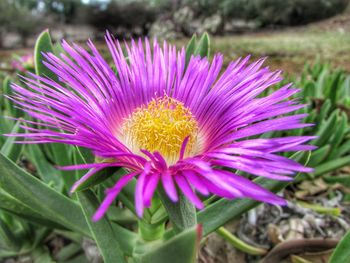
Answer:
[[1, 0, 350, 73]]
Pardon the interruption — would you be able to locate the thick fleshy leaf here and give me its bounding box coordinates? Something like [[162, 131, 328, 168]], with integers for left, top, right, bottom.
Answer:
[[0, 153, 90, 236], [308, 144, 330, 167], [329, 230, 350, 263], [312, 110, 338, 146], [52, 143, 76, 190], [0, 190, 66, 229], [314, 156, 350, 176], [34, 29, 58, 82], [1, 120, 23, 162], [185, 35, 197, 64], [34, 29, 75, 190], [327, 112, 348, 160], [73, 148, 137, 257], [194, 32, 210, 58], [135, 225, 201, 263], [3, 77, 13, 115], [25, 144, 63, 190], [0, 217, 20, 250], [76, 190, 126, 263]]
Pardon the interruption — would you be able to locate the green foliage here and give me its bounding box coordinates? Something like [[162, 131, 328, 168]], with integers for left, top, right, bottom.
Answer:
[[329, 230, 350, 263], [134, 226, 201, 263], [77, 190, 126, 263], [290, 63, 350, 179], [220, 0, 349, 26], [0, 153, 91, 236], [34, 29, 58, 82]]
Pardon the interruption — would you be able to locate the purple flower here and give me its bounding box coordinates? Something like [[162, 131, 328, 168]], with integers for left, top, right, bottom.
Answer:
[[8, 33, 315, 220], [11, 53, 34, 72]]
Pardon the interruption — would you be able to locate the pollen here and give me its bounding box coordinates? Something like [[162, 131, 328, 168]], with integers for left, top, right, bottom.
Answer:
[[120, 96, 200, 165]]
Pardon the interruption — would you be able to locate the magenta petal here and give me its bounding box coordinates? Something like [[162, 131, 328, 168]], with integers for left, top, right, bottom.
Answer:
[[143, 173, 160, 207], [179, 136, 190, 160], [199, 169, 243, 197], [71, 167, 105, 193], [183, 170, 209, 196], [217, 170, 286, 205], [161, 170, 178, 202], [135, 163, 151, 217], [174, 175, 204, 209], [93, 172, 137, 221]]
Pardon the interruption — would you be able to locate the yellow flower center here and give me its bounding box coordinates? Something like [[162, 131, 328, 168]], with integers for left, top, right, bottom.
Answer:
[[120, 96, 200, 165]]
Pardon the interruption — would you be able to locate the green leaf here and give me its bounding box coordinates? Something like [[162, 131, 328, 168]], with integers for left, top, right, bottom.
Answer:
[[24, 144, 63, 190], [312, 110, 338, 146], [0, 217, 20, 250], [315, 99, 331, 125], [329, 230, 350, 263], [76, 190, 126, 263], [3, 77, 12, 114], [53, 41, 66, 57], [34, 29, 76, 190], [194, 32, 210, 58], [0, 190, 65, 229], [337, 137, 350, 156], [0, 153, 91, 236], [135, 225, 201, 263], [32, 247, 55, 263], [73, 147, 136, 256], [52, 143, 76, 191], [327, 112, 348, 160], [34, 29, 58, 81], [3, 77, 22, 118], [314, 156, 350, 176], [308, 144, 330, 167], [55, 243, 82, 262], [1, 120, 23, 162], [185, 35, 197, 65], [216, 227, 266, 255], [158, 188, 196, 233]]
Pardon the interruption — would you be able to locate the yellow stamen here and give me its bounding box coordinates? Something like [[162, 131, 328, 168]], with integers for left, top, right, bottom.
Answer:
[[120, 96, 200, 165]]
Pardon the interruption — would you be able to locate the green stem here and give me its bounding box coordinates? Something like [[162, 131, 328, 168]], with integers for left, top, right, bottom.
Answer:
[[138, 220, 165, 241], [203, 195, 219, 206], [216, 227, 267, 256], [158, 188, 197, 233], [297, 201, 341, 216]]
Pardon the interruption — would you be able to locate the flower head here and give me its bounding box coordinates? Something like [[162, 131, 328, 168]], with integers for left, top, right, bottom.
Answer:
[[8, 33, 315, 220]]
